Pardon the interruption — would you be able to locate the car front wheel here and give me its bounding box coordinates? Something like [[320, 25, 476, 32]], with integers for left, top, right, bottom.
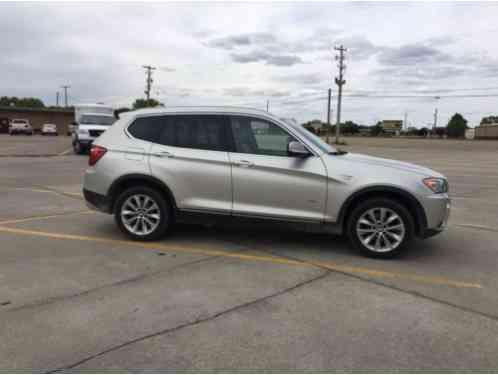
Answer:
[[347, 198, 414, 258], [114, 187, 171, 241], [73, 141, 85, 154]]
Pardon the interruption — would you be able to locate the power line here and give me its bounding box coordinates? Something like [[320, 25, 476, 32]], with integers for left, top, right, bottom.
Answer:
[[142, 65, 156, 100]]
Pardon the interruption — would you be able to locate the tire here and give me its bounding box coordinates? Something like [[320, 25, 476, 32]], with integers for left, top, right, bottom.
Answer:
[[73, 141, 85, 155], [347, 198, 414, 258], [114, 186, 171, 241]]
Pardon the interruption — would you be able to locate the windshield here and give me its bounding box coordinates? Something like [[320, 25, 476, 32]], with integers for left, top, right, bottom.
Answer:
[[281, 118, 336, 154], [80, 115, 115, 126]]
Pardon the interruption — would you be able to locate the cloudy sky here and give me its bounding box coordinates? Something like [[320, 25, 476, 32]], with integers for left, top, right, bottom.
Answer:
[[3, 1, 498, 126]]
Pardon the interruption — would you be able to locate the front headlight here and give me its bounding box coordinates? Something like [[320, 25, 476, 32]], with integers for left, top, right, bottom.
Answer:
[[77, 128, 89, 135], [423, 177, 448, 194]]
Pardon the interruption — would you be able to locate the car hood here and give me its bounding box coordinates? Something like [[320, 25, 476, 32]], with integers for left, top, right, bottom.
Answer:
[[333, 152, 444, 177]]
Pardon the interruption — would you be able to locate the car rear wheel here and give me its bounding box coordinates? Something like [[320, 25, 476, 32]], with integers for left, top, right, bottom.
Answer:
[[114, 187, 171, 241], [347, 198, 414, 258]]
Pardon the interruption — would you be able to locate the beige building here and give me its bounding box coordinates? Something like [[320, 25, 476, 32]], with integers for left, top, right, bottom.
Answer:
[[475, 123, 498, 139], [0, 107, 74, 134], [381, 120, 402, 135]]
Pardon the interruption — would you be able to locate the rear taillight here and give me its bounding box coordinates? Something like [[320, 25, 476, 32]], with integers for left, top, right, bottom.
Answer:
[[89, 145, 107, 166]]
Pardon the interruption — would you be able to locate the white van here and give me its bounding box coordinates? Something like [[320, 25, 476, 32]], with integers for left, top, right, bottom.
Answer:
[[72, 104, 116, 154]]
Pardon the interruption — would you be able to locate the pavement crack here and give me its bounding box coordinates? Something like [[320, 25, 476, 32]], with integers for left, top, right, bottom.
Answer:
[[48, 270, 329, 373], [6, 255, 217, 313], [226, 238, 498, 324]]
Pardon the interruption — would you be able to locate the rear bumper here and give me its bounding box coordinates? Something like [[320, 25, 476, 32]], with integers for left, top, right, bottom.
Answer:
[[83, 189, 112, 214]]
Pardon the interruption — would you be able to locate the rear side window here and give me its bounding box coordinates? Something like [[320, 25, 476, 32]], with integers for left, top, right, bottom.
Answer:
[[127, 116, 165, 143], [157, 115, 229, 151]]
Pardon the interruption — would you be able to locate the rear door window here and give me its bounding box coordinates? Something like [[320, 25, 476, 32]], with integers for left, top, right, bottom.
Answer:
[[157, 115, 229, 152]]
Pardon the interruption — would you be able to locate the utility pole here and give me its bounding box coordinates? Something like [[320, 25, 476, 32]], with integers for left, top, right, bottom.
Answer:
[[56, 91, 60, 107], [326, 88, 331, 143], [142, 65, 156, 100], [334, 45, 347, 144], [404, 112, 408, 131], [433, 96, 440, 135], [61, 85, 70, 107], [266, 99, 269, 112]]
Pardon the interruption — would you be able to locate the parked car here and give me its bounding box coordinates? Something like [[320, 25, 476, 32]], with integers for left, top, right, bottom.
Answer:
[[83, 107, 451, 258], [9, 119, 33, 135], [67, 122, 76, 136], [41, 123, 58, 136]]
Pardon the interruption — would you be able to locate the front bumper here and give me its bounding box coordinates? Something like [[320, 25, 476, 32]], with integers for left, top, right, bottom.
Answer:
[[83, 189, 112, 214], [420, 194, 451, 238]]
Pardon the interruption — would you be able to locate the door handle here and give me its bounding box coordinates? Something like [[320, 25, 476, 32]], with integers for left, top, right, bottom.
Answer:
[[233, 160, 254, 168], [153, 151, 174, 158]]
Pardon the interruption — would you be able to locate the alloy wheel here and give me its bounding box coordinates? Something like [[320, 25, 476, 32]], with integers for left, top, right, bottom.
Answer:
[[120, 194, 161, 236], [356, 207, 406, 253]]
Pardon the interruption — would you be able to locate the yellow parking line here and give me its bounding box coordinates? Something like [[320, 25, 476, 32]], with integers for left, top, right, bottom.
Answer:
[[14, 187, 83, 200], [0, 225, 482, 289], [58, 147, 73, 156], [0, 210, 94, 225]]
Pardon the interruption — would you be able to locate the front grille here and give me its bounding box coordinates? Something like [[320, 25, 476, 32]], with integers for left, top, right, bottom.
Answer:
[[89, 130, 104, 137]]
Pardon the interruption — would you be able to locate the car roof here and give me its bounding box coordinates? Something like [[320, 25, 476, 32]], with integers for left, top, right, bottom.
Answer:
[[131, 106, 279, 120]]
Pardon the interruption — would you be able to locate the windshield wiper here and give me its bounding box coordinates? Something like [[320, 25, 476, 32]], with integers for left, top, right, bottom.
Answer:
[[329, 149, 348, 155]]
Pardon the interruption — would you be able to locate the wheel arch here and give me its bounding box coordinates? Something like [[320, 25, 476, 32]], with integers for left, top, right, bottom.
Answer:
[[108, 174, 177, 215], [338, 185, 427, 237]]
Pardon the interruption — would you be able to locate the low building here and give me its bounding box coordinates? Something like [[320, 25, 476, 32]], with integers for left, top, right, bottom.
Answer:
[[381, 120, 402, 135], [0, 107, 74, 134], [475, 123, 498, 139]]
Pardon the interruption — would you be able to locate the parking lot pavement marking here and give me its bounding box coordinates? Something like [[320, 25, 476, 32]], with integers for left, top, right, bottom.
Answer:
[[0, 210, 94, 225], [16, 186, 84, 200], [0, 225, 482, 289], [456, 223, 498, 233], [57, 147, 73, 156]]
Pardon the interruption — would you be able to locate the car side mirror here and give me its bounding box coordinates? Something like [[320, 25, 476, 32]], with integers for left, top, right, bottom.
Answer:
[[288, 141, 311, 157]]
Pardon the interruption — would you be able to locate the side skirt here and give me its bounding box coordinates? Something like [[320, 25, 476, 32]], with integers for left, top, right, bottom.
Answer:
[[176, 209, 343, 235]]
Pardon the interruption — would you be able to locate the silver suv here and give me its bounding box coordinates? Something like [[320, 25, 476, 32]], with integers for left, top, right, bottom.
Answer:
[[83, 107, 450, 258]]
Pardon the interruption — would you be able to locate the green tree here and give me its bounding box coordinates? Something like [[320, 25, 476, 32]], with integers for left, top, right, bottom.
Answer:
[[370, 122, 383, 136], [480, 116, 498, 125], [446, 113, 467, 138], [0, 96, 45, 108], [342, 121, 359, 135], [132, 98, 161, 110]]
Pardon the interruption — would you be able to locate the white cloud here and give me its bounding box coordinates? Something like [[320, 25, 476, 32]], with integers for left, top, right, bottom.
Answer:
[[2, 2, 498, 126]]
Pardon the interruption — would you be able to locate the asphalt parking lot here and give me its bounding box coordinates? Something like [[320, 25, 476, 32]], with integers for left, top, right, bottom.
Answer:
[[0, 134, 73, 157], [1, 136, 498, 371]]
